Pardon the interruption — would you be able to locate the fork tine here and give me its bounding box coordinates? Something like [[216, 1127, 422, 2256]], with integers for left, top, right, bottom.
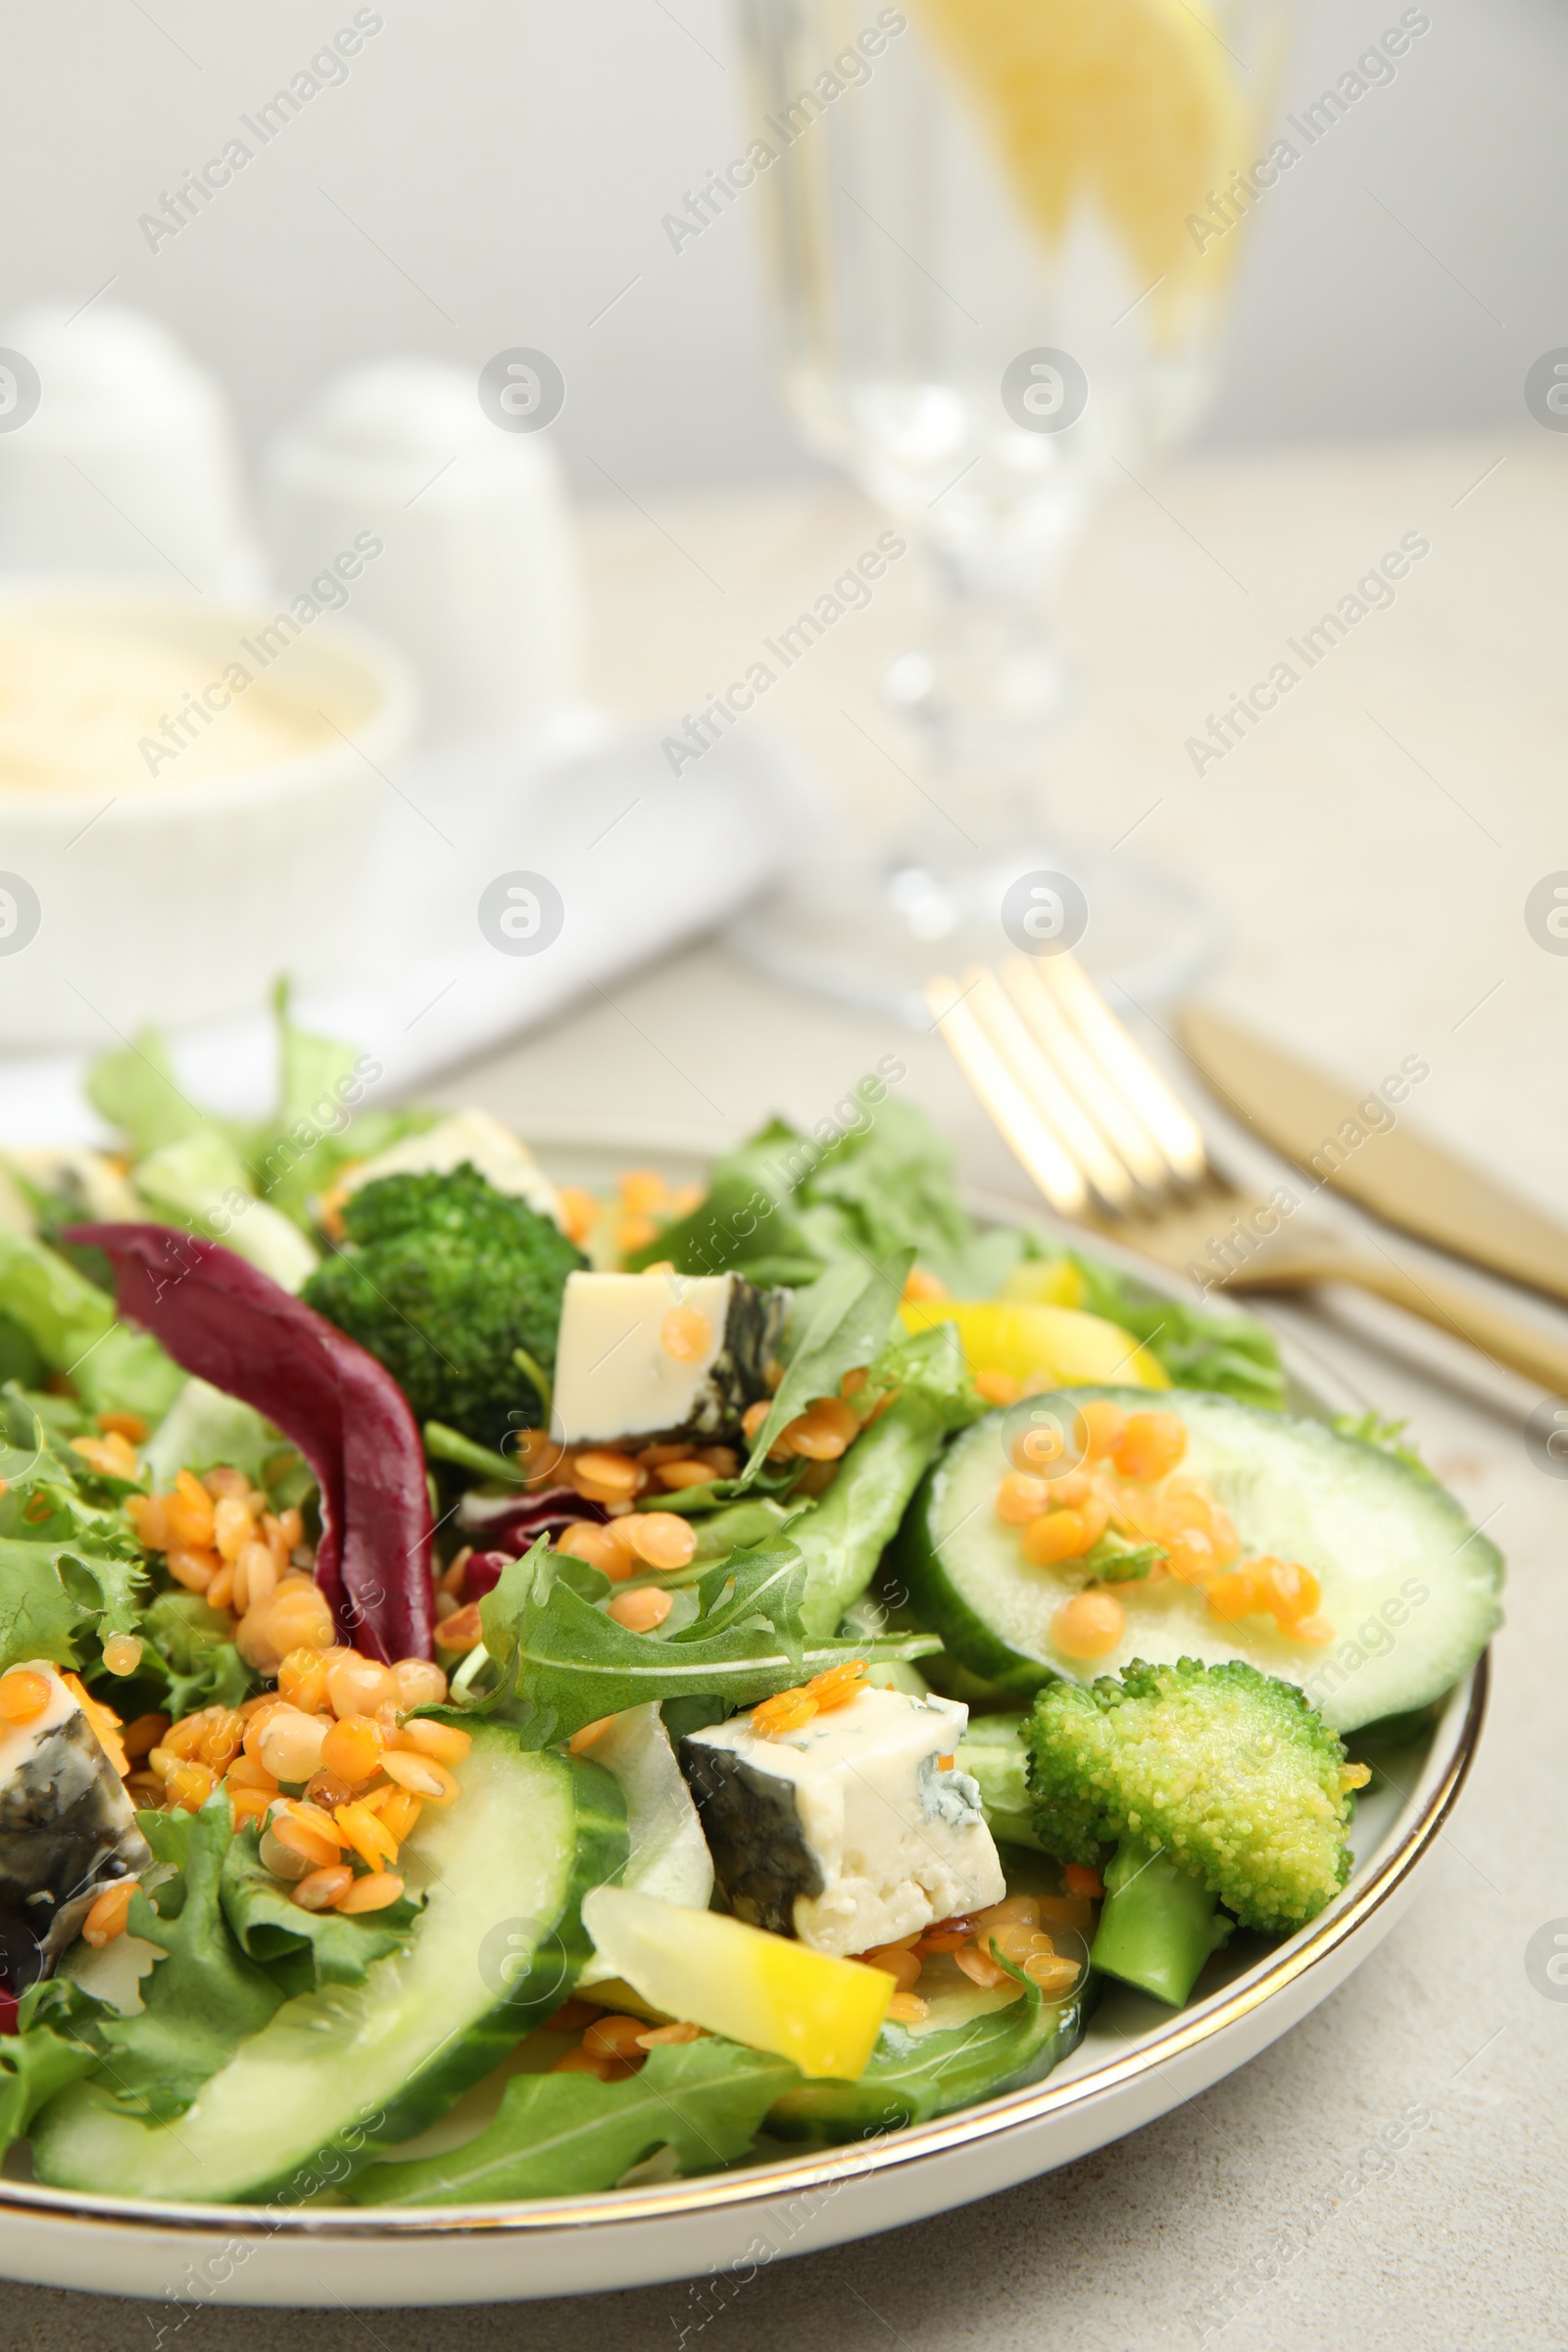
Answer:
[[1039, 954, 1210, 1184], [959, 966, 1138, 1211], [927, 975, 1088, 1218], [1001, 956, 1172, 1194]]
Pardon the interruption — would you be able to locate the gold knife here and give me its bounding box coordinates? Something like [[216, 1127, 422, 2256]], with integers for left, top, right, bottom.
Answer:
[[1178, 1004, 1568, 1308]]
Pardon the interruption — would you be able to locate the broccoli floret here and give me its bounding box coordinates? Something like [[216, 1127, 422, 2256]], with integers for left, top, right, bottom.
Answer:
[[301, 1165, 583, 1449], [1026, 1657, 1367, 2006]]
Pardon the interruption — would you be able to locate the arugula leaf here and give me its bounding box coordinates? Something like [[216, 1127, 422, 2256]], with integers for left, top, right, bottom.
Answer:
[[220, 1821, 419, 1995], [741, 1252, 912, 1483], [351, 2035, 799, 2205], [473, 1542, 938, 1749], [788, 1322, 983, 1640], [99, 1800, 284, 2120]]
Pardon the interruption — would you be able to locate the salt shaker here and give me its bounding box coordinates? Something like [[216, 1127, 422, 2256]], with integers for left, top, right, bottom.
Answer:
[[263, 357, 584, 746], [0, 302, 258, 595]]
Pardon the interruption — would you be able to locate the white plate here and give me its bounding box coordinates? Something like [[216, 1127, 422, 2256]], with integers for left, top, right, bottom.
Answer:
[[0, 1138, 1491, 2309]]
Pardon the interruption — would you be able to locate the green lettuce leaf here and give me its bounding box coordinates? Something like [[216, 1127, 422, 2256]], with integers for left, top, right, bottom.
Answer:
[[140, 1377, 281, 1490], [0, 1984, 103, 2150], [472, 1542, 938, 1749], [99, 1801, 285, 2120], [137, 1592, 253, 1719], [132, 1132, 319, 1292], [628, 1100, 974, 1289], [0, 1230, 184, 1423], [220, 1822, 419, 1995], [1069, 1258, 1286, 1409], [84, 1030, 214, 1160], [352, 2035, 799, 2205]]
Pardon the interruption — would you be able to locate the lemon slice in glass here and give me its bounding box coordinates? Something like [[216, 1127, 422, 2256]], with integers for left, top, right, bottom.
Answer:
[[911, 0, 1255, 315]]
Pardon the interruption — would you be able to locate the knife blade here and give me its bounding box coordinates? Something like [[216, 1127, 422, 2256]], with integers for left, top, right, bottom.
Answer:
[[1178, 1004, 1568, 1307]]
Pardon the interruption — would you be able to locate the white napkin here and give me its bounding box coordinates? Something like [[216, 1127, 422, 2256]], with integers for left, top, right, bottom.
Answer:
[[0, 720, 818, 1146]]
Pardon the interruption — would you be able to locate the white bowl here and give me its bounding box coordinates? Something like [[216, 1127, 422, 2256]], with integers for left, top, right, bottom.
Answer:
[[0, 593, 418, 1048]]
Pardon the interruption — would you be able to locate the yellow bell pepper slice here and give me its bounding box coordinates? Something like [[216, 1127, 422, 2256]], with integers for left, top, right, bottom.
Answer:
[[999, 1257, 1086, 1308], [899, 1299, 1168, 1391], [580, 1886, 892, 2081]]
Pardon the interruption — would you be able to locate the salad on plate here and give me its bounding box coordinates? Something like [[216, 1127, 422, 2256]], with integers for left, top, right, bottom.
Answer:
[[0, 1003, 1502, 2207]]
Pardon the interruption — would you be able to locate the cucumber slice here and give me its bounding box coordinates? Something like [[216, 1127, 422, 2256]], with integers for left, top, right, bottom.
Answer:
[[32, 1730, 627, 2204], [896, 1388, 1501, 1733]]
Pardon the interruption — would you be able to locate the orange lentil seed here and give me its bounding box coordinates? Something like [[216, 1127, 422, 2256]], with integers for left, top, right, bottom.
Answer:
[[619, 1512, 698, 1571], [82, 1879, 138, 1946], [1050, 1590, 1126, 1660], [607, 1587, 673, 1633], [122, 1711, 170, 1761], [751, 1689, 817, 1740], [325, 1654, 399, 1720], [1020, 1509, 1093, 1567], [334, 1871, 405, 1915], [381, 1750, 461, 1803], [292, 1865, 354, 1912], [257, 1707, 332, 1786], [862, 1945, 921, 1992], [551, 2046, 613, 2079], [1112, 1411, 1189, 1484], [660, 1305, 712, 1362], [397, 1719, 471, 1766], [1076, 1400, 1128, 1460], [0, 1669, 53, 1725], [572, 1450, 641, 1500], [435, 1602, 484, 1651], [995, 1471, 1056, 1526], [334, 1801, 399, 1871], [321, 1715, 385, 1786], [656, 1459, 719, 1491], [391, 1657, 448, 1709], [806, 1657, 869, 1712]]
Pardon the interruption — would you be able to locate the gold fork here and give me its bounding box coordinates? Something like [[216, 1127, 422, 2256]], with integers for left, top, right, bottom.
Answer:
[[929, 953, 1568, 1397]]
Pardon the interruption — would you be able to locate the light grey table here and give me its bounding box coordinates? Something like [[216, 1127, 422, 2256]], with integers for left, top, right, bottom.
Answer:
[[11, 441, 1565, 2347]]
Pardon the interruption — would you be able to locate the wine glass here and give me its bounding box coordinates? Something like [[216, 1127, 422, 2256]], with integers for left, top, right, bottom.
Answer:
[[730, 0, 1289, 1022]]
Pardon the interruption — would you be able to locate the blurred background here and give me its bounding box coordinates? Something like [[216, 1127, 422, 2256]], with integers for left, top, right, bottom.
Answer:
[[0, 0, 1561, 1224], [2, 0, 1564, 481]]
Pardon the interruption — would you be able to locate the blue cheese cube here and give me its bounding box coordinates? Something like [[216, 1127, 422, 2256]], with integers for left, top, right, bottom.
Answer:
[[552, 1269, 785, 1446], [680, 1687, 1006, 1957], [0, 1663, 151, 1987]]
